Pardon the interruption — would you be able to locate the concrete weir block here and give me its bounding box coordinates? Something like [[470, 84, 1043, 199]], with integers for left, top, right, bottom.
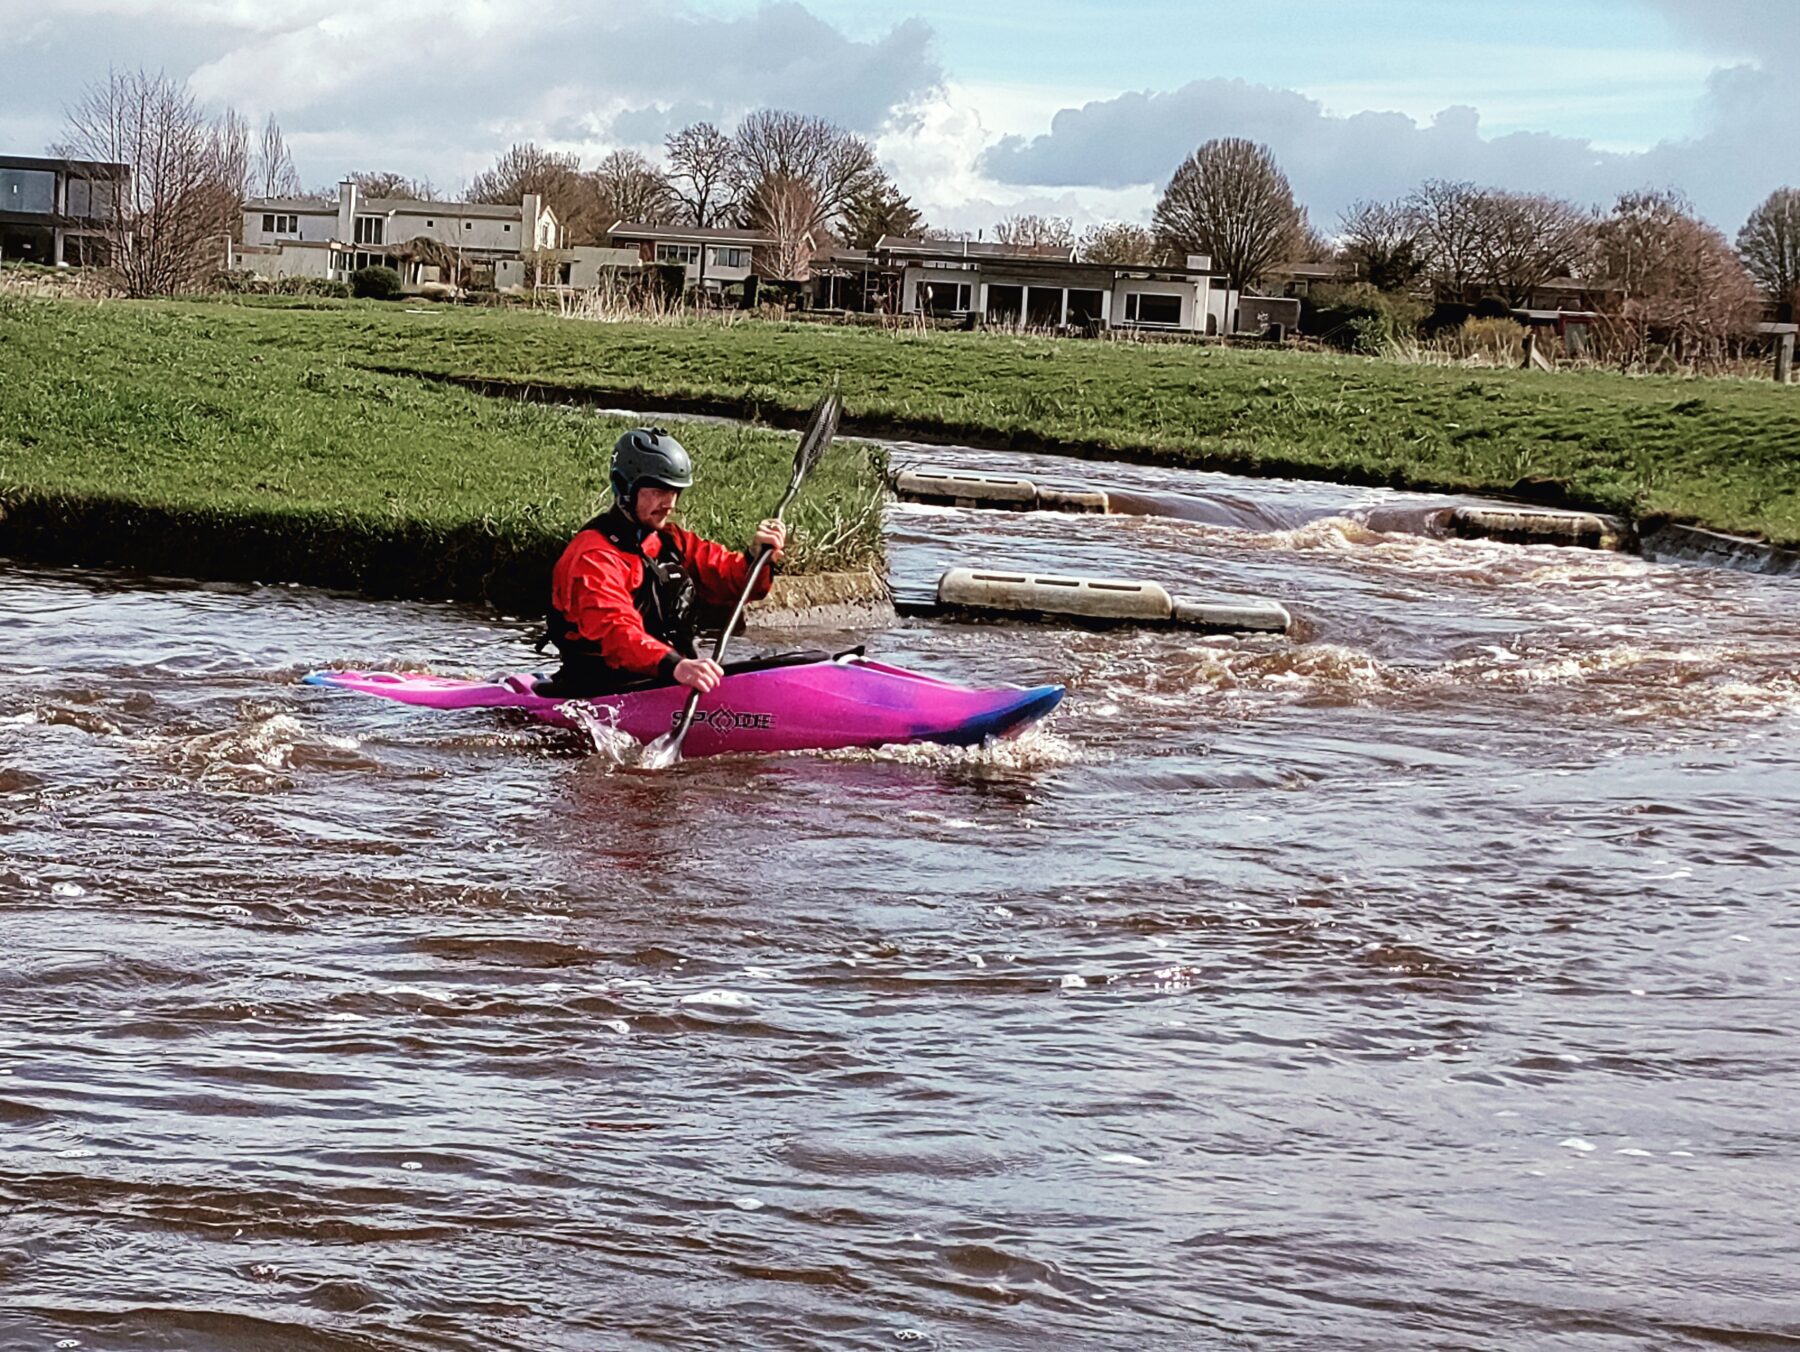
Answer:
[[894, 468, 1038, 510], [1448, 506, 1629, 551], [1034, 485, 1110, 513], [937, 567, 1173, 622], [1639, 522, 1800, 575], [1171, 597, 1291, 634], [893, 466, 1109, 514]]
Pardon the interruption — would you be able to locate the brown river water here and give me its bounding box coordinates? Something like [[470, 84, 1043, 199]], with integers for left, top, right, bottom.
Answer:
[[3, 438, 1800, 1350]]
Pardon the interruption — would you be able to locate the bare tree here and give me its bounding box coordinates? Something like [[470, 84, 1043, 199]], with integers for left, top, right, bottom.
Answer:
[[665, 121, 738, 229], [57, 68, 243, 294], [202, 106, 253, 256], [340, 171, 434, 200], [1471, 190, 1593, 306], [840, 178, 924, 249], [1077, 221, 1158, 265], [1594, 188, 1761, 363], [591, 149, 676, 227], [746, 173, 821, 280], [211, 107, 251, 201], [1286, 207, 1334, 264], [469, 142, 581, 203], [253, 112, 301, 199], [1152, 137, 1299, 288], [469, 142, 592, 239], [992, 213, 1074, 251], [733, 109, 881, 239], [1738, 186, 1800, 314], [1407, 178, 1489, 300], [1337, 197, 1425, 292]]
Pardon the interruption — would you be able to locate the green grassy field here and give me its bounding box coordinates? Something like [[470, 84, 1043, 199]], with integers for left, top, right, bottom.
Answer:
[[131, 293, 1800, 542], [118, 297, 1800, 540], [4, 293, 1799, 600], [0, 296, 886, 610]]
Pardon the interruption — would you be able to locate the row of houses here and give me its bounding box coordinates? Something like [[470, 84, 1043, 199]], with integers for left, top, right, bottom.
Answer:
[[0, 154, 1304, 336], [231, 183, 1301, 337]]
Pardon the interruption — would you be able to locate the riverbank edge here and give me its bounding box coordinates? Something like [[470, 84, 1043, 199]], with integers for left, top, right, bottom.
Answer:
[[374, 368, 1800, 567], [0, 491, 894, 619]]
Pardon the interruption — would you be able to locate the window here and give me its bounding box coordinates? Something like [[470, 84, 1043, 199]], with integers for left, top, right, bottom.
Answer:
[[1025, 286, 1062, 327], [709, 246, 750, 269], [354, 215, 384, 245], [656, 243, 701, 265], [1067, 289, 1106, 325], [503, 223, 511, 232], [1124, 292, 1182, 326], [351, 250, 387, 271], [425, 219, 434, 227], [0, 168, 56, 215], [465, 221, 473, 230], [66, 178, 115, 219], [920, 280, 971, 314], [985, 284, 1024, 322], [261, 213, 298, 235]]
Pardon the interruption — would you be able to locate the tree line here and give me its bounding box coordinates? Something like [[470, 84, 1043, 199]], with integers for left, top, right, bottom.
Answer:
[[1157, 137, 1797, 358], [46, 67, 1800, 338]]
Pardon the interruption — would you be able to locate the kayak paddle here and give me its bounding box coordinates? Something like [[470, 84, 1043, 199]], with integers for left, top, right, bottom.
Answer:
[[642, 387, 842, 768]]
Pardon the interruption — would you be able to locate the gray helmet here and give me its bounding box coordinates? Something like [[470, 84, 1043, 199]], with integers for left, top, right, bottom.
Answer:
[[611, 428, 694, 501]]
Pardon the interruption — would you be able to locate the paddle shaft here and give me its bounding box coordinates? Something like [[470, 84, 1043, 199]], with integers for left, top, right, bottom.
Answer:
[[662, 470, 805, 753]]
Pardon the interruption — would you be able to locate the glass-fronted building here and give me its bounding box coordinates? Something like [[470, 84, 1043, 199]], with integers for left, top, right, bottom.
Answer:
[[0, 155, 129, 266]]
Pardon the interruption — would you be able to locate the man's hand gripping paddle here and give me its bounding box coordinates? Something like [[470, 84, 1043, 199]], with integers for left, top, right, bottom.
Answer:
[[640, 388, 842, 768]]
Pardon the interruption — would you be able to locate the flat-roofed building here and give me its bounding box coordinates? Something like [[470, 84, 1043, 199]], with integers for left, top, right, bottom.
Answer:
[[875, 237, 1247, 335], [0, 154, 129, 267], [606, 221, 768, 291]]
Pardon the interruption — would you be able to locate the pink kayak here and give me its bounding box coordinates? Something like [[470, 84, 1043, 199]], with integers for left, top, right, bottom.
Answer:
[[302, 653, 1064, 758]]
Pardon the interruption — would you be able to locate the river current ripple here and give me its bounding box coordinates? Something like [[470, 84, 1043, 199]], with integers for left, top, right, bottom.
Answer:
[[2, 443, 1799, 1350]]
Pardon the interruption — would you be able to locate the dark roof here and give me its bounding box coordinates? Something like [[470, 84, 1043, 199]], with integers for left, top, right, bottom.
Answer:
[[1272, 261, 1352, 279], [244, 196, 534, 220], [609, 220, 769, 244], [1534, 276, 1618, 292], [876, 235, 1074, 262], [367, 198, 527, 219], [0, 154, 128, 178], [1110, 264, 1211, 281]]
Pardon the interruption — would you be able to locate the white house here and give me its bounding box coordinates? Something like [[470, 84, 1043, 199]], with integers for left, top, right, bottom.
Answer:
[[876, 237, 1249, 335], [606, 221, 767, 291], [232, 180, 559, 288]]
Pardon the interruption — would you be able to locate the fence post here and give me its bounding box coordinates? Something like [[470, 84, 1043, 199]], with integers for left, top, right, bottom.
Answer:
[[1777, 331, 1795, 385]]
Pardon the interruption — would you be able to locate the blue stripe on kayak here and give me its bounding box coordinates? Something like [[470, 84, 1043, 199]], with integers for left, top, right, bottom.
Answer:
[[925, 685, 1065, 747]]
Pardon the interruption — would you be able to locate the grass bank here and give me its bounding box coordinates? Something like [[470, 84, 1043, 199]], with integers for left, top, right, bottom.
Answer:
[[0, 296, 886, 613], [119, 293, 1800, 545]]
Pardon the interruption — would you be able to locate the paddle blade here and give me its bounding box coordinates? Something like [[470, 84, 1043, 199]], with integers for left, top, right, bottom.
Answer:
[[789, 388, 841, 491], [644, 685, 703, 768], [639, 730, 682, 770]]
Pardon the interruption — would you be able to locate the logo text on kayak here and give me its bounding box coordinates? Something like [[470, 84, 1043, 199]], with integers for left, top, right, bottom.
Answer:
[[674, 706, 774, 732]]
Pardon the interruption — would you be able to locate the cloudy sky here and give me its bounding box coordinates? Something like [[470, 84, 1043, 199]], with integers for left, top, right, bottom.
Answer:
[[2, 0, 1794, 235]]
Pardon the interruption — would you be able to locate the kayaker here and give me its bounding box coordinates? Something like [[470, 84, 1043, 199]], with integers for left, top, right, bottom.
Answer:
[[538, 428, 785, 697]]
